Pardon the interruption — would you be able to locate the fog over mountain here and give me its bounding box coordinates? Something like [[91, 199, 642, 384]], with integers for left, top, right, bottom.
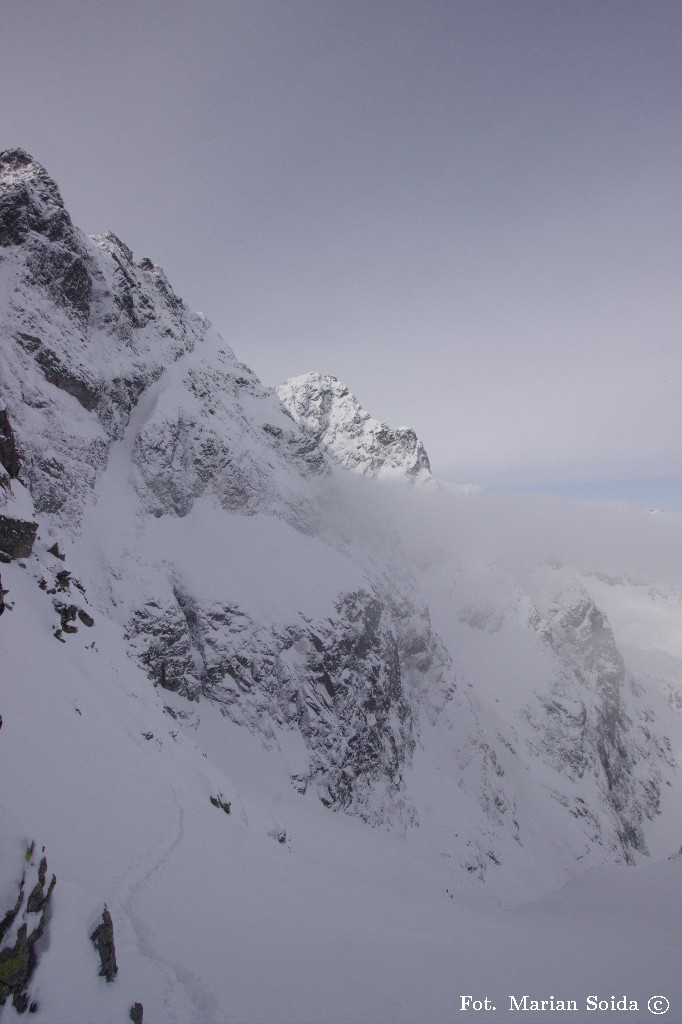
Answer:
[[1, 150, 681, 1023], [4, 1, 682, 504]]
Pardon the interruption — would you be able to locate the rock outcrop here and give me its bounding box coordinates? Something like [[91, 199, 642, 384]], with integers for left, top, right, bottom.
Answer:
[[0, 407, 38, 559], [0, 843, 56, 1015], [89, 906, 118, 983]]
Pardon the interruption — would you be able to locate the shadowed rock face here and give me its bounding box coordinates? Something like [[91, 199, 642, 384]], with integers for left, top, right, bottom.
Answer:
[[0, 514, 38, 560], [0, 408, 38, 559], [0, 149, 75, 248], [0, 410, 21, 479], [0, 148, 91, 323], [14, 331, 100, 411]]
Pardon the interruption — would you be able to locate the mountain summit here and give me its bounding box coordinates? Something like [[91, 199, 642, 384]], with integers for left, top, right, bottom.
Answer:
[[0, 148, 74, 247], [278, 372, 432, 481]]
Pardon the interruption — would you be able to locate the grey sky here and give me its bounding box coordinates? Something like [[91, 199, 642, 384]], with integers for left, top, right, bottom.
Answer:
[[2, 1, 681, 498]]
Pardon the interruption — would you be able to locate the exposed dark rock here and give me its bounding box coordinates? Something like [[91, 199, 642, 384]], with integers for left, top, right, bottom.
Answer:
[[0, 843, 56, 1014], [0, 410, 21, 479], [129, 1003, 144, 1024], [16, 332, 100, 410], [25, 243, 92, 324], [0, 853, 26, 946], [90, 232, 190, 353], [0, 149, 74, 247], [126, 603, 200, 698], [0, 514, 38, 560], [47, 542, 65, 560], [53, 600, 79, 634], [0, 413, 27, 554], [26, 857, 55, 915], [210, 794, 231, 814], [0, 150, 92, 323], [89, 906, 118, 982], [77, 608, 94, 627]]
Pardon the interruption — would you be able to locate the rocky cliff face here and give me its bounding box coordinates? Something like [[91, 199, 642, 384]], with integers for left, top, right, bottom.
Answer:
[[0, 149, 674, 880], [126, 577, 452, 826], [277, 372, 432, 482], [0, 149, 207, 528], [524, 572, 667, 860]]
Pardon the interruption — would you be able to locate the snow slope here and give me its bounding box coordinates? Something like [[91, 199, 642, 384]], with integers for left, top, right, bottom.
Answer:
[[2, 547, 681, 1023]]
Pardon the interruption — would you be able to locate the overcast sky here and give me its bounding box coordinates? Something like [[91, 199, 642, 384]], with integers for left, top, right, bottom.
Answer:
[[2, 1, 681, 504]]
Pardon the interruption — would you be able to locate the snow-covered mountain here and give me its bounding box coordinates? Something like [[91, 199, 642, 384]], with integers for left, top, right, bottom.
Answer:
[[276, 372, 432, 482], [1, 149, 682, 1023]]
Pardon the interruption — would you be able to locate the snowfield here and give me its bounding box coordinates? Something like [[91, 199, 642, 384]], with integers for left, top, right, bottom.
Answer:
[[1, 148, 682, 1023], [2, 549, 682, 1023]]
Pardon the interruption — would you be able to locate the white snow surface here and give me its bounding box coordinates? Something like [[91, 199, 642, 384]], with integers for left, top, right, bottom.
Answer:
[[2, 544, 682, 1024], [1, 150, 682, 1022]]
